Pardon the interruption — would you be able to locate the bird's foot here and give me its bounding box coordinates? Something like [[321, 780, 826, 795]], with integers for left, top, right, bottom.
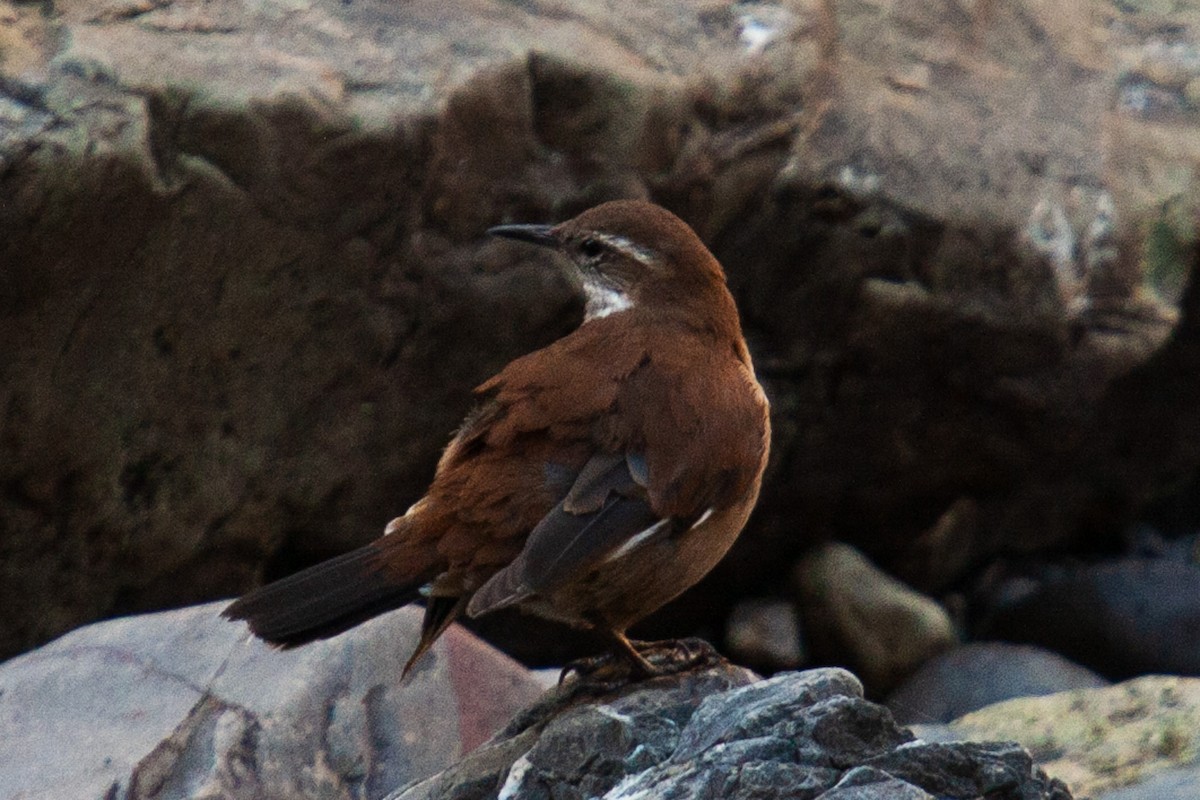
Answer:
[[557, 652, 633, 691], [557, 635, 724, 691], [628, 637, 723, 674]]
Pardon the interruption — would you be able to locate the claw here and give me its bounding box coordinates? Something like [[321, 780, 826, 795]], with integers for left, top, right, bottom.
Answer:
[[629, 637, 722, 672], [558, 634, 724, 690], [558, 652, 612, 684], [558, 651, 634, 692]]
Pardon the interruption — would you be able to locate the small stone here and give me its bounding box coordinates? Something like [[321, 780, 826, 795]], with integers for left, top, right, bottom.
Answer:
[[794, 543, 958, 695], [725, 598, 805, 671]]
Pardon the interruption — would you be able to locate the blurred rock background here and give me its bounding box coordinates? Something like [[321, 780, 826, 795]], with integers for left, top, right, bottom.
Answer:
[[2, 1, 1200, 790]]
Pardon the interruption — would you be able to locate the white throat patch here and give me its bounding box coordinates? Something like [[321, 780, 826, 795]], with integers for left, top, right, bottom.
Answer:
[[577, 232, 655, 321], [583, 280, 633, 320]]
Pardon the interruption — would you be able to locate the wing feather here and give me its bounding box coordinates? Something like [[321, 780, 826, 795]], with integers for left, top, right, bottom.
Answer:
[[466, 452, 663, 616]]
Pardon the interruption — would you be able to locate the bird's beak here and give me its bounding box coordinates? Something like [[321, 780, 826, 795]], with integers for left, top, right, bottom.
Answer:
[[487, 224, 559, 248]]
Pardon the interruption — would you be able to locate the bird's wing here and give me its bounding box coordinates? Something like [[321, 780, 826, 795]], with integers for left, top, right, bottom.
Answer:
[[466, 450, 670, 617]]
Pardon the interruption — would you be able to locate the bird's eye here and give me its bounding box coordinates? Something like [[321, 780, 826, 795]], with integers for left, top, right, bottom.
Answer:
[[579, 238, 604, 259]]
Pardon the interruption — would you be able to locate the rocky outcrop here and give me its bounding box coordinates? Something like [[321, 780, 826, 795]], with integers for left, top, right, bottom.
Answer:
[[0, 601, 545, 800], [13, 595, 1200, 800], [1, 595, 1083, 799], [1, 0, 1199, 664], [393, 666, 1073, 800]]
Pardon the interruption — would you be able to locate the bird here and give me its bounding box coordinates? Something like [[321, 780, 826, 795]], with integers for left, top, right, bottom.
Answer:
[[224, 199, 771, 681]]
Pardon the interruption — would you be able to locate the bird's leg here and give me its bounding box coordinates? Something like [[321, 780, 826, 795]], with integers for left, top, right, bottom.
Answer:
[[607, 629, 663, 678]]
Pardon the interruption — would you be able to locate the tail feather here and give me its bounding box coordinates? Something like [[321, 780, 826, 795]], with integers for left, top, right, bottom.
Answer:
[[403, 595, 469, 676], [224, 543, 424, 647]]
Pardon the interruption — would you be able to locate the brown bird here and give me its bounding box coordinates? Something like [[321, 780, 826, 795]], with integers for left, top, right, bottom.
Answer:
[[224, 200, 770, 680]]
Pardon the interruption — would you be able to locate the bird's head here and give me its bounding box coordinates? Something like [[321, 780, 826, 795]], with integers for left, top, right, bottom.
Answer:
[[489, 200, 730, 323]]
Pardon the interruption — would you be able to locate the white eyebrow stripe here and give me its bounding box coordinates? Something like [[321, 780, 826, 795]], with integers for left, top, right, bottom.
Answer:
[[593, 233, 657, 266]]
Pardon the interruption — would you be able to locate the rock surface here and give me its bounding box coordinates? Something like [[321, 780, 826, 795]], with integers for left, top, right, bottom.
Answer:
[[2, 0, 1200, 662], [393, 666, 1073, 800], [0, 601, 545, 800], [887, 642, 1109, 725], [914, 675, 1200, 799], [1095, 765, 1200, 800], [976, 557, 1200, 679]]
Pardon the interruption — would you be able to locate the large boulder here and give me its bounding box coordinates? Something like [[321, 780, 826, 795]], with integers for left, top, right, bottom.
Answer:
[[0, 600, 1078, 799], [976, 557, 1200, 679], [1, 0, 1199, 661], [0, 601, 545, 800]]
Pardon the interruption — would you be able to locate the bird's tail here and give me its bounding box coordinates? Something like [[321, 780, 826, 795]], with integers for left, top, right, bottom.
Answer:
[[223, 538, 428, 648]]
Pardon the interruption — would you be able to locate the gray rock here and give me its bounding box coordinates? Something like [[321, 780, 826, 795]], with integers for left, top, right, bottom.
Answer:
[[976, 558, 1200, 678], [672, 668, 871, 760], [886, 642, 1109, 724], [1096, 764, 1200, 800], [394, 667, 1073, 800], [0, 602, 545, 800], [394, 664, 760, 800], [865, 741, 1073, 800], [818, 767, 934, 799]]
